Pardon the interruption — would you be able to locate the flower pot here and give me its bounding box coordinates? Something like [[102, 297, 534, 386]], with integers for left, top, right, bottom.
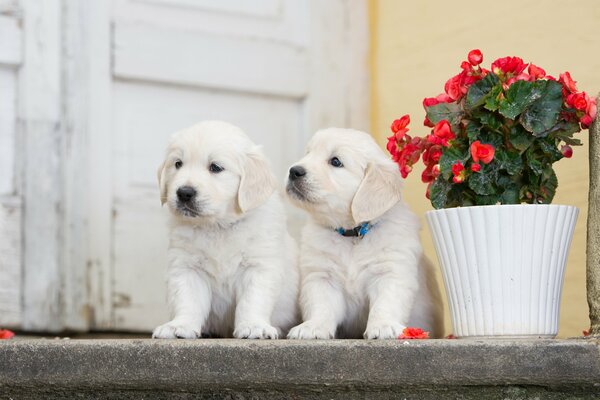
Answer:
[[426, 204, 578, 338]]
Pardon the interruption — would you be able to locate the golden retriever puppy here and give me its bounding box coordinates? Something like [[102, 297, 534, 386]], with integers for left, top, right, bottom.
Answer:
[[286, 128, 443, 339], [152, 121, 299, 339]]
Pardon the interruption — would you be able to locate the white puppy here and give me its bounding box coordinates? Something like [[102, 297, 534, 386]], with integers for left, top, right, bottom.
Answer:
[[152, 121, 299, 339], [286, 128, 444, 339]]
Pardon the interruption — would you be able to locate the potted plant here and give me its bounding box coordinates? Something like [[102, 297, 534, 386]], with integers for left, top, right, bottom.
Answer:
[[387, 49, 596, 338]]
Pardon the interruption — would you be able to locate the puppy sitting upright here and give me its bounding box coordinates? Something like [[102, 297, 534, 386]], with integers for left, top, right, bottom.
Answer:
[[153, 121, 298, 339], [286, 128, 443, 339]]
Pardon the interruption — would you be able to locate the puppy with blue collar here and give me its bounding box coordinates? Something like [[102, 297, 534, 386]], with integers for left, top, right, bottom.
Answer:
[[286, 128, 444, 339]]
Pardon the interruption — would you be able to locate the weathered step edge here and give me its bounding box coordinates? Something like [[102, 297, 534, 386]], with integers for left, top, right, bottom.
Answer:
[[1, 339, 599, 397]]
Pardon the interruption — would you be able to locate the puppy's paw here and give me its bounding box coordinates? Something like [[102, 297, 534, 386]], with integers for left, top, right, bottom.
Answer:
[[364, 321, 406, 340], [152, 320, 201, 339], [287, 321, 335, 340], [234, 322, 279, 339]]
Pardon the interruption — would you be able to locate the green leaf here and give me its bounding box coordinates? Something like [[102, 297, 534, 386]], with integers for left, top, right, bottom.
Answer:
[[439, 146, 469, 180], [468, 171, 496, 195], [465, 121, 481, 142], [478, 129, 504, 148], [498, 80, 542, 119], [495, 149, 523, 175], [509, 125, 535, 152], [549, 122, 583, 146], [465, 73, 500, 110], [553, 134, 582, 146], [538, 139, 563, 162], [484, 85, 503, 112], [474, 111, 503, 131], [426, 102, 464, 126], [500, 186, 519, 204], [540, 167, 558, 203], [496, 175, 520, 204], [520, 80, 563, 136], [528, 159, 544, 176], [429, 178, 452, 209], [475, 194, 501, 206]]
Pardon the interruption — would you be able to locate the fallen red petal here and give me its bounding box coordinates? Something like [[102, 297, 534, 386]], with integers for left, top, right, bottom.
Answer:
[[398, 327, 430, 339], [583, 328, 591, 337], [0, 329, 15, 340], [445, 334, 457, 339]]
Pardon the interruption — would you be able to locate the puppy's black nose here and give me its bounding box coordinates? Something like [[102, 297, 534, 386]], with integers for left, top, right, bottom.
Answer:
[[289, 166, 306, 181], [176, 186, 197, 202]]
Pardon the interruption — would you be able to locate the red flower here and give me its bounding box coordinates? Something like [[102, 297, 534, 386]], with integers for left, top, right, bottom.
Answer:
[[444, 74, 463, 101], [391, 115, 411, 139], [467, 49, 483, 66], [491, 56, 527, 76], [587, 95, 597, 119], [559, 71, 578, 94], [386, 136, 399, 158], [0, 329, 15, 340], [575, 92, 597, 129], [425, 182, 432, 199], [528, 63, 546, 79], [429, 146, 443, 163], [452, 161, 464, 175], [423, 93, 453, 109], [432, 164, 441, 177], [470, 141, 495, 164], [443, 52, 485, 101], [433, 120, 456, 147], [471, 163, 481, 172], [421, 166, 434, 183], [561, 145, 573, 158], [568, 93, 588, 111], [445, 334, 457, 339], [398, 327, 430, 339], [581, 115, 593, 128], [451, 161, 465, 183]]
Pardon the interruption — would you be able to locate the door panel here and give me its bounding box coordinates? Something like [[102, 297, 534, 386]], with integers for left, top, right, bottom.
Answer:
[[113, 23, 308, 98], [111, 81, 303, 329], [109, 0, 313, 330], [87, 0, 369, 331]]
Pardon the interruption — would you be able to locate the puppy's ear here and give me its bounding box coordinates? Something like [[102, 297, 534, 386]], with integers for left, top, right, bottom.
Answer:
[[237, 147, 277, 213], [157, 161, 168, 205], [351, 161, 403, 224]]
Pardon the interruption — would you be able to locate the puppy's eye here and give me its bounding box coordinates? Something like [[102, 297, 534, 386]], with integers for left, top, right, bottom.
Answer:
[[209, 163, 224, 173], [329, 157, 343, 168], [174, 160, 183, 169]]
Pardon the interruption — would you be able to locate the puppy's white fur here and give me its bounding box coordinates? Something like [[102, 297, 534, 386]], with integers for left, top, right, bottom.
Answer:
[[286, 128, 444, 339], [153, 121, 299, 339]]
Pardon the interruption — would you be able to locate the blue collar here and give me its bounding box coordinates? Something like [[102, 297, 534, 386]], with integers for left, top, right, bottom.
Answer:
[[336, 222, 372, 238]]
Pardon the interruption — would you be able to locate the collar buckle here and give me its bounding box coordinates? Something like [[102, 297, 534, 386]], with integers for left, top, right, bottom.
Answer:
[[336, 222, 372, 238]]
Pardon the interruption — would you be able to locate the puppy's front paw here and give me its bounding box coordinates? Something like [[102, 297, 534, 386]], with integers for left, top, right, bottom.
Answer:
[[287, 321, 335, 340], [364, 321, 406, 340], [152, 320, 201, 339], [234, 322, 279, 339]]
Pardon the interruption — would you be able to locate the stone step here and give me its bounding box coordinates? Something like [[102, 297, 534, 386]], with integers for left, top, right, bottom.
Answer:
[[1, 339, 599, 399]]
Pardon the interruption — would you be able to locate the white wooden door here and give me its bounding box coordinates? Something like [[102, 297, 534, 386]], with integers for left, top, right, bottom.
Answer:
[[100, 0, 369, 332], [48, 0, 368, 331], [2, 0, 368, 333]]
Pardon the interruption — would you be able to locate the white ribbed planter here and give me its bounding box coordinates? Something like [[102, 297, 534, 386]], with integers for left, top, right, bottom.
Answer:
[[426, 204, 578, 338]]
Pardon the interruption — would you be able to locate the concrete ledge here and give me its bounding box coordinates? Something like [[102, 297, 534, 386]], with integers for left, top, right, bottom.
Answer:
[[1, 339, 600, 399]]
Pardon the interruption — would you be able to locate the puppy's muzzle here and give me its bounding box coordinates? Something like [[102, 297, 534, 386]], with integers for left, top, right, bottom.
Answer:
[[286, 166, 312, 202], [288, 166, 306, 181], [177, 186, 197, 203]]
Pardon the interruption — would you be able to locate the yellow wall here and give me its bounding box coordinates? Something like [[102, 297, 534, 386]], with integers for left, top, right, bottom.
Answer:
[[369, 0, 600, 337]]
